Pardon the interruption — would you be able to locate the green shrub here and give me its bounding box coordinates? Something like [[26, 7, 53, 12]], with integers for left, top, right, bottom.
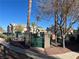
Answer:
[[0, 34, 14, 42], [5, 36, 12, 42], [0, 34, 7, 39]]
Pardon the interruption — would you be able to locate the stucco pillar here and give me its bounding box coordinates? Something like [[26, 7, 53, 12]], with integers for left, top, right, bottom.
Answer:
[[44, 32, 50, 48], [25, 32, 31, 47]]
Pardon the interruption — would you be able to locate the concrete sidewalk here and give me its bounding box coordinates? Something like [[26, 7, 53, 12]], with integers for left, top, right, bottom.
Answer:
[[35, 47, 79, 59], [52, 52, 79, 59], [29, 47, 79, 59], [0, 38, 79, 59]]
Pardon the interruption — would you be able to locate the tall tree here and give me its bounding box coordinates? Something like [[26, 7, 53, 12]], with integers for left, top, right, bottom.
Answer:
[[27, 0, 32, 32], [36, 0, 79, 48], [15, 25, 24, 33], [0, 27, 4, 33], [54, 0, 59, 44], [60, 0, 79, 48], [36, 16, 41, 30], [26, 0, 32, 46]]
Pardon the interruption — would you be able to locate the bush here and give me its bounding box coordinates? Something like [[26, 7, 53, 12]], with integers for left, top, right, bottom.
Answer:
[[5, 36, 12, 42], [0, 34, 7, 39], [0, 33, 14, 42]]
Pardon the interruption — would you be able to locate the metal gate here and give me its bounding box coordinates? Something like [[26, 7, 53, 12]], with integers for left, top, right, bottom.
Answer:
[[31, 32, 44, 48]]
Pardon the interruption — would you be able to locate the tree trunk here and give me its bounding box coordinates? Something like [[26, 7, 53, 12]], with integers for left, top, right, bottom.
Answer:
[[26, 0, 32, 46], [62, 34, 65, 48], [62, 14, 67, 48], [54, 13, 58, 44], [54, 0, 58, 44], [27, 0, 32, 31]]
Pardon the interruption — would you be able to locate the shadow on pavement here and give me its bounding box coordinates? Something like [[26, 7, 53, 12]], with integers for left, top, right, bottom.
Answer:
[[65, 34, 79, 52]]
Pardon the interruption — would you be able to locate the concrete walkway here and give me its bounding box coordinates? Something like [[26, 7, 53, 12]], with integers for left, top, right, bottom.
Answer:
[[0, 38, 79, 59], [31, 47, 79, 59], [29, 47, 79, 59], [52, 52, 79, 59]]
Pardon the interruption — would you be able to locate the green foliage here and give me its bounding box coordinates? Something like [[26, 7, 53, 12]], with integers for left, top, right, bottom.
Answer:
[[5, 36, 12, 42], [0, 34, 7, 39], [78, 27, 79, 31], [15, 25, 24, 33], [74, 30, 77, 33], [36, 16, 41, 22], [31, 22, 36, 27], [0, 33, 12, 42]]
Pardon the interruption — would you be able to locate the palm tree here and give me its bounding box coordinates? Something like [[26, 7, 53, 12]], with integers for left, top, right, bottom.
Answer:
[[26, 0, 32, 46], [36, 16, 41, 30], [27, 0, 32, 32], [31, 22, 36, 33]]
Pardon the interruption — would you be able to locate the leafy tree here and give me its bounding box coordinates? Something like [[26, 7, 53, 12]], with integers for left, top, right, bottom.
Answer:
[[15, 25, 24, 33], [0, 27, 4, 33], [78, 27, 79, 33], [36, 0, 79, 48]]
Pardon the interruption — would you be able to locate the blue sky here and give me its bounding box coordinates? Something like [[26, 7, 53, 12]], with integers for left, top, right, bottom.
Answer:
[[0, 0, 54, 31], [0, 0, 78, 31], [0, 0, 28, 30]]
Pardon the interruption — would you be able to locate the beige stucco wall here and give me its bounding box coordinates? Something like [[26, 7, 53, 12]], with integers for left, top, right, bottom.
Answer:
[[44, 32, 50, 48]]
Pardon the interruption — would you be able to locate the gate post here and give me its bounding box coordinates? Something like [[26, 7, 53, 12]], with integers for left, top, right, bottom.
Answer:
[[44, 32, 50, 48], [25, 32, 31, 47]]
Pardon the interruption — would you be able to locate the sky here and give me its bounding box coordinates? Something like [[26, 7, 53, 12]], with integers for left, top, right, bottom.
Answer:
[[0, 0, 78, 31]]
